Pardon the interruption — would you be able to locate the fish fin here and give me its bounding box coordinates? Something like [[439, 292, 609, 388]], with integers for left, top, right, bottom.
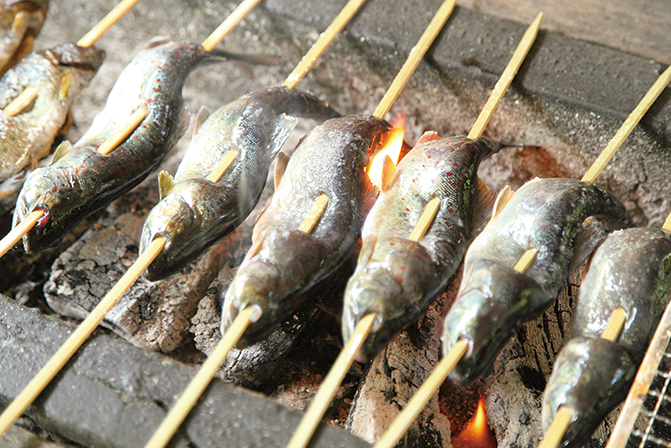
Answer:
[[491, 185, 514, 220], [58, 110, 74, 135], [157, 170, 174, 200], [141, 36, 171, 50], [569, 217, 609, 273], [471, 178, 497, 235], [60, 71, 72, 99], [50, 140, 73, 165], [357, 235, 377, 265], [414, 131, 441, 146], [274, 152, 290, 190], [380, 155, 396, 192], [193, 106, 210, 136]]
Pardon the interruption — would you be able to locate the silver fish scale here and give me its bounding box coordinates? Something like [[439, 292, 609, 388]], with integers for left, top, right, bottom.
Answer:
[[343, 136, 502, 358]]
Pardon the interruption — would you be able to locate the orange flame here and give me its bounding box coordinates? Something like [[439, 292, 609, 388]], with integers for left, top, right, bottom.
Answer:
[[367, 115, 405, 191], [452, 397, 496, 448]]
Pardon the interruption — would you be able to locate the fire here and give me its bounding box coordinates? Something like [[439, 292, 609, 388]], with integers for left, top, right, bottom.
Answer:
[[367, 115, 405, 191], [452, 397, 496, 448]]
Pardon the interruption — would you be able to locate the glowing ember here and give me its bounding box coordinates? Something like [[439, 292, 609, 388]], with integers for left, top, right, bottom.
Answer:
[[367, 115, 405, 190], [452, 397, 496, 448]]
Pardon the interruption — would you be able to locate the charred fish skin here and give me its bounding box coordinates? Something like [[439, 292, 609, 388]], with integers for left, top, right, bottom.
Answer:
[[0, 0, 48, 74], [342, 136, 503, 359], [139, 86, 340, 281], [0, 43, 104, 183], [442, 177, 634, 385], [543, 227, 671, 448], [221, 115, 393, 346], [13, 41, 242, 253]]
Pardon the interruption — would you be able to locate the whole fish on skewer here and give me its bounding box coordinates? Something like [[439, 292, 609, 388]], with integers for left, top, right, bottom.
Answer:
[[221, 115, 394, 345], [442, 177, 634, 385], [13, 39, 267, 253], [139, 86, 339, 281], [543, 227, 671, 448], [0, 43, 104, 196], [0, 0, 48, 74], [342, 132, 501, 359]]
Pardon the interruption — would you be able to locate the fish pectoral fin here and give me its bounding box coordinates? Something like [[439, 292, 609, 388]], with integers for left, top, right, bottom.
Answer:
[[50, 140, 73, 165], [12, 11, 28, 34], [58, 109, 74, 135], [60, 71, 73, 99], [471, 177, 497, 234], [380, 155, 396, 192], [273, 152, 290, 190], [492, 185, 514, 220], [414, 130, 441, 146], [193, 106, 211, 136], [157, 170, 175, 200], [141, 36, 171, 50], [569, 217, 609, 273]]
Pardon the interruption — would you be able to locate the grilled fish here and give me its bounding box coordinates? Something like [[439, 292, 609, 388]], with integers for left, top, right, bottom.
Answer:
[[0, 0, 48, 74], [543, 227, 671, 448], [13, 40, 256, 253], [139, 86, 339, 281], [342, 134, 501, 359], [0, 43, 104, 185], [442, 177, 634, 385], [221, 115, 393, 346]]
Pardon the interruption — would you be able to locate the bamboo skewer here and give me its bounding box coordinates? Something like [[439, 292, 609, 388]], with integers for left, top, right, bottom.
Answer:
[[200, 0, 263, 52], [538, 307, 627, 448], [371, 0, 456, 119], [0, 5, 259, 435], [3, 0, 141, 117], [408, 197, 441, 242], [283, 0, 368, 89]]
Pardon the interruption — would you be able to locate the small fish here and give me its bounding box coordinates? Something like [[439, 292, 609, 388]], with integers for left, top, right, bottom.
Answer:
[[543, 227, 671, 448], [442, 177, 634, 385], [342, 134, 501, 359], [13, 40, 260, 253], [0, 0, 48, 74], [0, 43, 104, 184], [220, 115, 394, 346], [138, 86, 339, 281]]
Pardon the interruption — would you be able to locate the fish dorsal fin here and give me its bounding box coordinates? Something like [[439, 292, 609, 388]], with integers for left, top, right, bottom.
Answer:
[[158, 170, 174, 200], [569, 217, 608, 273], [274, 152, 290, 190], [415, 131, 441, 146], [491, 185, 515, 221], [471, 178, 497, 235], [50, 140, 73, 165], [193, 106, 210, 137], [141, 36, 171, 50], [380, 155, 396, 192]]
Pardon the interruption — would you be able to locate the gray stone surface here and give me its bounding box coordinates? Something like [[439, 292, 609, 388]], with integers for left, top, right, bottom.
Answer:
[[0, 295, 370, 448]]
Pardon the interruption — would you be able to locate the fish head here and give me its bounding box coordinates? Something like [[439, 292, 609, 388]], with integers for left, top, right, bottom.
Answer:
[[442, 258, 546, 385], [343, 237, 437, 360], [44, 43, 105, 79], [542, 336, 637, 448], [221, 228, 329, 346]]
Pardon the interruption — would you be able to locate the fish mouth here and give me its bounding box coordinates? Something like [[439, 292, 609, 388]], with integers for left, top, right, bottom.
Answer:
[[13, 173, 60, 227], [140, 194, 195, 256]]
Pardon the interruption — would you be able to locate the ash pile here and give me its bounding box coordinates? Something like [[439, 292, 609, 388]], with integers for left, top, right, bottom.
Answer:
[[1, 0, 670, 447]]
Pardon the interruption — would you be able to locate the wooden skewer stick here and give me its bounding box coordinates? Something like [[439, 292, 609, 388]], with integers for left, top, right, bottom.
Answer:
[[201, 0, 263, 52], [408, 197, 441, 242], [98, 104, 148, 155], [582, 65, 671, 185], [143, 307, 255, 448], [374, 339, 469, 448], [539, 307, 627, 448], [3, 0, 141, 117], [371, 0, 456, 119], [77, 0, 141, 47], [298, 194, 329, 234], [206, 149, 237, 183], [0, 236, 165, 437], [0, 209, 42, 258], [287, 314, 377, 448], [468, 12, 543, 139], [663, 211, 671, 232], [283, 0, 368, 89]]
